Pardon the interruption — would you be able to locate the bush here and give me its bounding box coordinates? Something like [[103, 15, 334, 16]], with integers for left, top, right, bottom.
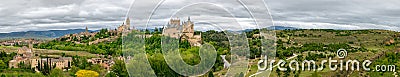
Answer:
[[75, 70, 99, 77]]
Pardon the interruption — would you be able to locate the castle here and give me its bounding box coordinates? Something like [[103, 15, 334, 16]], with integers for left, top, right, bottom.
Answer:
[[163, 17, 202, 46]]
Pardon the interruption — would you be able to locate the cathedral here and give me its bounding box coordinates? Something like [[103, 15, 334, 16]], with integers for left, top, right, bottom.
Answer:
[[163, 17, 202, 46], [117, 17, 131, 33]]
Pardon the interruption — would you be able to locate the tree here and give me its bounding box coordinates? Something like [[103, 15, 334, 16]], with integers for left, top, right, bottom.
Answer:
[[39, 57, 55, 75], [61, 53, 66, 57], [75, 70, 99, 77], [208, 71, 214, 77], [105, 72, 117, 77], [111, 60, 128, 77], [0, 60, 6, 69], [69, 66, 80, 76], [49, 68, 64, 77], [90, 64, 104, 76]]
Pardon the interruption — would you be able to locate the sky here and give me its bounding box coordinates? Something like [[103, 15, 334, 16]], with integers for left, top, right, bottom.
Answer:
[[0, 0, 399, 33]]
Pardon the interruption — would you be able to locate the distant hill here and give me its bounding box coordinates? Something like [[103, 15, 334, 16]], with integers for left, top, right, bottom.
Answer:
[[0, 29, 98, 39], [268, 26, 299, 30], [241, 26, 299, 32]]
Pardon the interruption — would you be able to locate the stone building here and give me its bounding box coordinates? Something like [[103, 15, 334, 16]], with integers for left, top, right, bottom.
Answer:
[[9, 45, 34, 68], [163, 17, 202, 46], [40, 57, 72, 70], [87, 58, 113, 70], [117, 17, 132, 33], [8, 43, 72, 71]]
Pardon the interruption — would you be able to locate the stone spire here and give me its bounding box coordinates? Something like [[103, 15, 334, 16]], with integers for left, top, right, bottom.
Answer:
[[125, 17, 130, 26], [85, 26, 88, 33], [125, 17, 130, 30]]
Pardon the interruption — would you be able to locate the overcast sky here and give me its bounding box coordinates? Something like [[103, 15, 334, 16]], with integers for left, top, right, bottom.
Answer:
[[0, 0, 399, 33]]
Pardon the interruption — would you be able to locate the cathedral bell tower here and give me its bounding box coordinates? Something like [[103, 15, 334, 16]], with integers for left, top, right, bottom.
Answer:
[[125, 17, 131, 30]]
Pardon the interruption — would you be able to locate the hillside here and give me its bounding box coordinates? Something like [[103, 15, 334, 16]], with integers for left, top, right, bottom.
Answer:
[[0, 29, 98, 39], [249, 29, 400, 77]]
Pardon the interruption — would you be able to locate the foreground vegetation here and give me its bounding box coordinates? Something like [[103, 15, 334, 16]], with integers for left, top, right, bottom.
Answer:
[[1, 29, 399, 77]]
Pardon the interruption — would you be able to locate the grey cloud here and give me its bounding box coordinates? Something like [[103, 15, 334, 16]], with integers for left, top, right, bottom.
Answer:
[[128, 0, 271, 31], [267, 0, 400, 31], [0, 0, 131, 33], [0, 0, 399, 33]]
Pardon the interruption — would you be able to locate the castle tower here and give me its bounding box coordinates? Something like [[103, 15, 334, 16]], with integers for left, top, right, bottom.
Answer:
[[182, 17, 194, 37], [169, 18, 180, 27]]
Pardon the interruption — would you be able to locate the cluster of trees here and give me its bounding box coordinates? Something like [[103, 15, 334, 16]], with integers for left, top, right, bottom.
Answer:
[[201, 30, 231, 72], [369, 52, 400, 76], [69, 56, 109, 76], [38, 28, 123, 56], [59, 29, 118, 43], [33, 28, 393, 76], [0, 51, 16, 69], [106, 60, 128, 77], [141, 33, 191, 76], [121, 30, 231, 76], [144, 29, 270, 76], [34, 28, 233, 76]]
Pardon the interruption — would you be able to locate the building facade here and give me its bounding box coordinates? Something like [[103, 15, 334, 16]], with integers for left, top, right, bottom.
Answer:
[[163, 17, 202, 46]]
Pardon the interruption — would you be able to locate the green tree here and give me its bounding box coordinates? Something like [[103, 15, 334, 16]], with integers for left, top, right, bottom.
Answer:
[[111, 60, 128, 77], [39, 57, 55, 75], [208, 71, 214, 77], [0, 60, 7, 69], [48, 68, 64, 77], [105, 72, 117, 77], [69, 66, 80, 76], [90, 64, 104, 76]]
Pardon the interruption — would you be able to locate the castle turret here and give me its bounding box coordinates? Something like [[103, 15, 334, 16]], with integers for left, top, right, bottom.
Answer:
[[169, 18, 180, 27]]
